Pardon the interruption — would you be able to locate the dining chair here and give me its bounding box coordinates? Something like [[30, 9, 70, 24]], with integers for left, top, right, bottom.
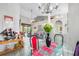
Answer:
[[42, 45, 53, 55], [51, 42, 57, 49], [31, 35, 44, 56]]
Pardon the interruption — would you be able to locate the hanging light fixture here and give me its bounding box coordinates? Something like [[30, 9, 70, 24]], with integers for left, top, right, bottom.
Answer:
[[38, 3, 59, 14], [38, 3, 59, 23]]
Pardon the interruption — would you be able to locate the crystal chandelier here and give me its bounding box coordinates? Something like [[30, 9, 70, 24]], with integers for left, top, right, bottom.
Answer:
[[38, 3, 59, 23], [38, 3, 59, 14]]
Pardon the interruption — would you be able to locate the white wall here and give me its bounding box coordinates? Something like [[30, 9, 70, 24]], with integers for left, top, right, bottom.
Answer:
[[20, 6, 32, 24], [20, 16, 31, 24], [0, 3, 20, 32], [20, 8, 31, 19], [64, 3, 79, 55]]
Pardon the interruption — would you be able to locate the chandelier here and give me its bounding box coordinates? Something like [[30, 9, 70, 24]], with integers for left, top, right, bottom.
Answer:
[[38, 3, 59, 14]]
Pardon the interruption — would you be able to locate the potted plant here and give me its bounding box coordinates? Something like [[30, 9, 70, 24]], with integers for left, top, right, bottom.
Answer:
[[43, 23, 53, 47]]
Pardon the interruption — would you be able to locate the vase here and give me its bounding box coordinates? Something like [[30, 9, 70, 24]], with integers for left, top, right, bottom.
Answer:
[[46, 33, 51, 47]]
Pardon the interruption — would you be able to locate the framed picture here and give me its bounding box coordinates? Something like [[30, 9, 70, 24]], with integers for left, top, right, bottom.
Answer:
[[4, 15, 13, 29]]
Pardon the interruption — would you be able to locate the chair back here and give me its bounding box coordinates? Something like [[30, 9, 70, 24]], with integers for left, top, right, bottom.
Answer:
[[31, 36, 38, 51]]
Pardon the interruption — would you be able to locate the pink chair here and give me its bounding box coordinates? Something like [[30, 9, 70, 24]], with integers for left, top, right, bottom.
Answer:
[[31, 36, 44, 56], [42, 45, 53, 55], [51, 42, 57, 49]]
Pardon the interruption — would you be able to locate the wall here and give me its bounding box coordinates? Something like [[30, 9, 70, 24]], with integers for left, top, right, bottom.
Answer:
[[20, 16, 31, 24], [64, 3, 79, 55], [0, 3, 20, 32]]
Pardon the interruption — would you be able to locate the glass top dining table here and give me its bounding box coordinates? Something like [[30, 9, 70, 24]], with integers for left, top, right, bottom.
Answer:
[[37, 39, 63, 56]]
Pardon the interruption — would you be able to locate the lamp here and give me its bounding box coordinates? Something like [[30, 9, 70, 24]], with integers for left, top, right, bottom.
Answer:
[[38, 3, 59, 23], [38, 3, 59, 14]]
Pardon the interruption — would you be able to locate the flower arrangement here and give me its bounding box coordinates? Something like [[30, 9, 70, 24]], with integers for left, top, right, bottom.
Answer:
[[43, 23, 53, 33]]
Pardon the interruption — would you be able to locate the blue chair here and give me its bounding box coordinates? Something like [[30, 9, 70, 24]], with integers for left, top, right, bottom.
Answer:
[[54, 45, 63, 56]]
